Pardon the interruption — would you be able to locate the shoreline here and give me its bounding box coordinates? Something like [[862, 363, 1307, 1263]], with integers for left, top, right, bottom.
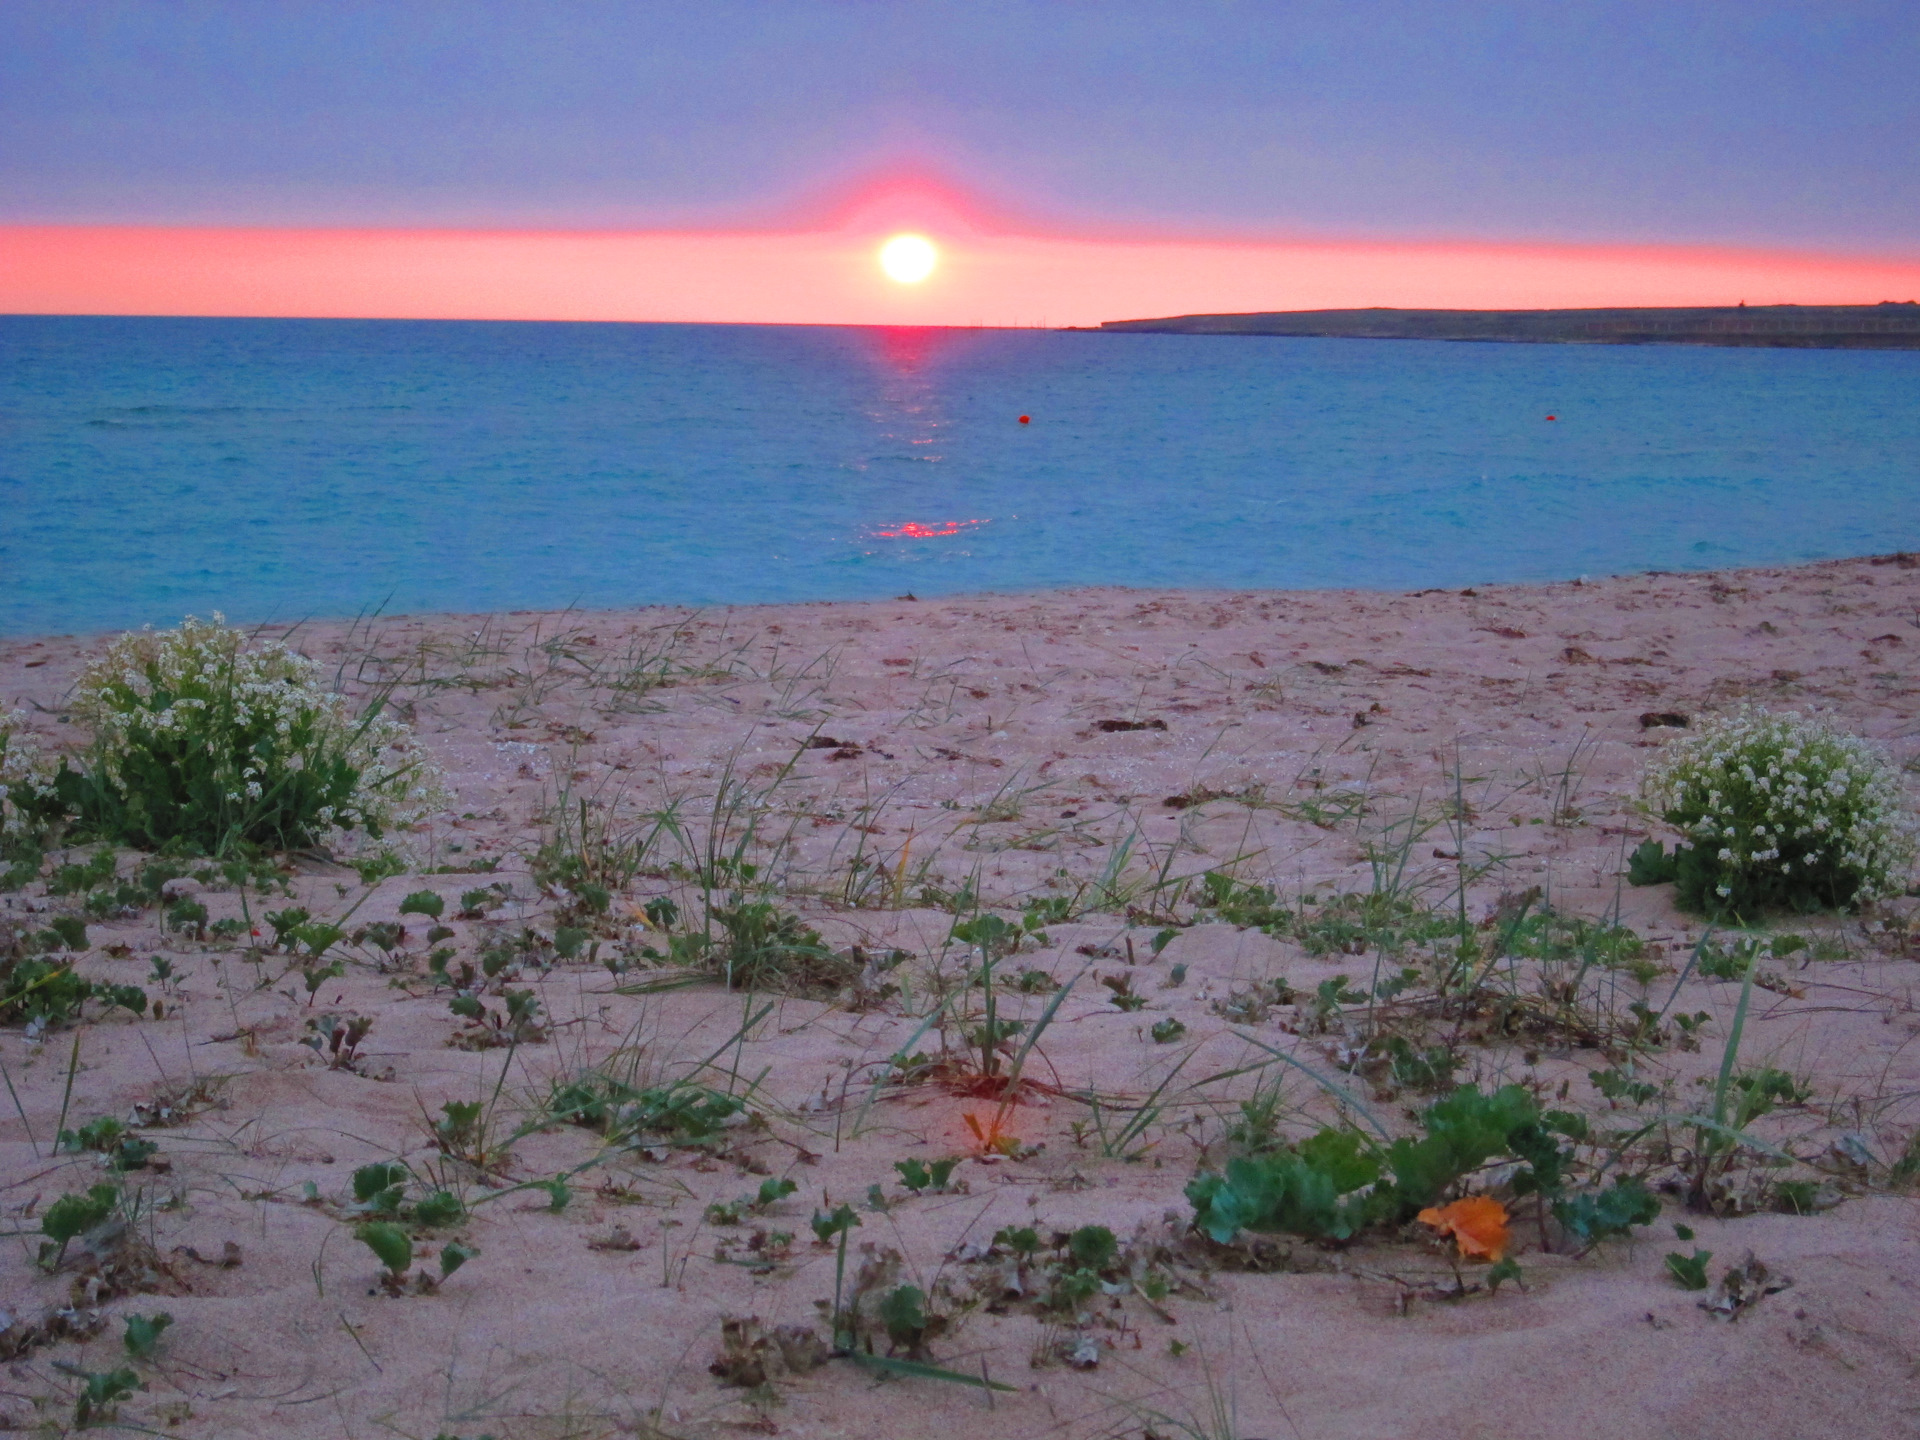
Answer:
[[6, 550, 1916, 650]]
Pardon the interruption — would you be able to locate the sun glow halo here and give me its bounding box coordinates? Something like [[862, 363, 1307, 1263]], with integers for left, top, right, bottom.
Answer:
[[879, 233, 939, 284]]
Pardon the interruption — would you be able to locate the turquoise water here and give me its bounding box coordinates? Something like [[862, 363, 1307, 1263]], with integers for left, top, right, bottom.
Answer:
[[3, 315, 1917, 636]]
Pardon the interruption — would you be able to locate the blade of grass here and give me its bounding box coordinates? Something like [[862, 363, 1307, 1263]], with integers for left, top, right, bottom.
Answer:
[[1229, 1030, 1390, 1139]]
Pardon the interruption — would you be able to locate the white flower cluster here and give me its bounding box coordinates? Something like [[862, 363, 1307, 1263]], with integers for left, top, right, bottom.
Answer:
[[1642, 706, 1916, 905], [74, 615, 450, 839], [0, 710, 57, 840]]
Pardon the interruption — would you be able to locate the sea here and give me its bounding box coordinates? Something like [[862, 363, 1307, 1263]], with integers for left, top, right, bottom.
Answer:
[[3, 314, 1917, 637]]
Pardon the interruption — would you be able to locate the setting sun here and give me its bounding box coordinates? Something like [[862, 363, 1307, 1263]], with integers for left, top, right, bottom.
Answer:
[[879, 232, 938, 284]]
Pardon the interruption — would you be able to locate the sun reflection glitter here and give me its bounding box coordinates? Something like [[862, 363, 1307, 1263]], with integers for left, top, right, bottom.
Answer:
[[873, 519, 988, 539]]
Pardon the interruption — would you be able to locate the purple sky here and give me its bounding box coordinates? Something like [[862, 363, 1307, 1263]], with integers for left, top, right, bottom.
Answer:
[[4, 1, 1917, 251]]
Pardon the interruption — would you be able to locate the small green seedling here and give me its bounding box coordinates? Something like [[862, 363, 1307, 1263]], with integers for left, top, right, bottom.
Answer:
[[811, 1203, 862, 1348], [414, 1189, 466, 1227], [432, 1100, 484, 1160], [264, 907, 311, 949], [163, 899, 207, 938], [1150, 1017, 1187, 1043], [439, 1240, 477, 1278], [39, 1183, 120, 1268], [47, 915, 89, 951], [301, 958, 345, 1005], [122, 1312, 173, 1361], [756, 1176, 798, 1208], [1665, 1249, 1713, 1290], [352, 1161, 410, 1216], [57, 1116, 158, 1171], [73, 1368, 142, 1427], [893, 1157, 959, 1194], [1486, 1256, 1525, 1293], [399, 890, 445, 919], [355, 1221, 413, 1283], [1553, 1178, 1660, 1252], [707, 1176, 793, 1226], [992, 1225, 1040, 1257], [1068, 1224, 1118, 1270], [877, 1283, 929, 1354], [303, 1012, 373, 1068]]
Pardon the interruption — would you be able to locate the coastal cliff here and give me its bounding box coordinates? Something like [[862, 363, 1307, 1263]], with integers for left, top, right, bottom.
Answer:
[[1093, 302, 1920, 348]]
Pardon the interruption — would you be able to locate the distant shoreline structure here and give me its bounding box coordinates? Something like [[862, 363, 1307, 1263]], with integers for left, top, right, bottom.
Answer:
[[1085, 302, 1920, 349]]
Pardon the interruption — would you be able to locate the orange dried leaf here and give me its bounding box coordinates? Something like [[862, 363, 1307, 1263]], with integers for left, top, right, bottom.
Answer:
[[1416, 1196, 1510, 1262]]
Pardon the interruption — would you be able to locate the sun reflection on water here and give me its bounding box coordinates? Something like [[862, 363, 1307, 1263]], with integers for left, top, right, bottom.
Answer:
[[872, 519, 988, 539]]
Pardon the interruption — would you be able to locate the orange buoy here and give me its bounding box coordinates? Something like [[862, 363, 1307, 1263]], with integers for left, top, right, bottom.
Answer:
[[1018, 415, 1030, 424], [1546, 414, 1557, 421]]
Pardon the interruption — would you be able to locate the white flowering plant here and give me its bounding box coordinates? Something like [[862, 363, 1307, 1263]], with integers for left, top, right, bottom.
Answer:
[[57, 616, 448, 854], [1, 712, 67, 880], [1633, 707, 1916, 916]]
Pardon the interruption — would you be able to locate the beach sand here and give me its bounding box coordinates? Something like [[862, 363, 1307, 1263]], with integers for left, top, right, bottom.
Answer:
[[0, 554, 1916, 1439]]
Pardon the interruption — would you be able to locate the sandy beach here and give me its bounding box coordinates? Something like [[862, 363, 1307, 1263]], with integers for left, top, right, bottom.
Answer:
[[1, 554, 1916, 1440]]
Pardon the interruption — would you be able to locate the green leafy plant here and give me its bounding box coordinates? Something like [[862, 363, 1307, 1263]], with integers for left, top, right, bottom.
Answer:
[[57, 1116, 158, 1171], [1554, 1178, 1660, 1251], [1665, 1248, 1713, 1290], [893, 1157, 959, 1194], [352, 1160, 410, 1216], [121, 1312, 173, 1360], [52, 615, 448, 854], [0, 933, 146, 1030], [547, 1074, 745, 1149], [1189, 1084, 1650, 1253], [399, 889, 445, 919], [811, 1202, 863, 1347], [302, 1012, 374, 1068], [1187, 1127, 1383, 1243], [701, 900, 857, 996], [1195, 870, 1291, 931], [355, 1221, 413, 1280], [876, 1284, 930, 1354], [39, 1183, 121, 1268], [72, 1368, 142, 1428], [1636, 707, 1916, 915]]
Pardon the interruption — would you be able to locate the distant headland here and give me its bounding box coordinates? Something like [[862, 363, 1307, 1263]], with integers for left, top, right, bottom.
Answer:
[[1088, 302, 1920, 348]]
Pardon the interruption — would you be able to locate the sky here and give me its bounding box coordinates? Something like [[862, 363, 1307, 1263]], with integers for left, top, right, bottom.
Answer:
[[4, 1, 1918, 325]]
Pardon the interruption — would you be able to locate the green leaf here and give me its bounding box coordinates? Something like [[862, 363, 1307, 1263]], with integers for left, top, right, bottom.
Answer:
[[1627, 840, 1679, 887], [810, 1203, 860, 1243], [1554, 1178, 1660, 1247], [894, 1158, 931, 1192], [352, 1161, 410, 1210], [121, 1311, 173, 1360], [877, 1283, 927, 1344], [354, 1221, 413, 1276], [843, 1350, 1016, 1391], [412, 1189, 466, 1227], [398, 890, 445, 919], [1664, 1248, 1713, 1290], [754, 1177, 797, 1208], [1068, 1225, 1118, 1271], [41, 1183, 119, 1246], [439, 1240, 478, 1277]]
